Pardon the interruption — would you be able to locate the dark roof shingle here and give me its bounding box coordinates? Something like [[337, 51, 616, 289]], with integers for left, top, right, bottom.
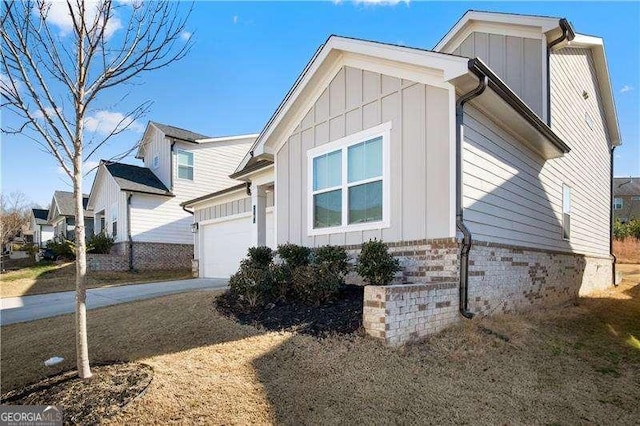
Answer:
[[614, 177, 640, 197], [150, 121, 210, 142], [54, 191, 91, 217], [32, 208, 49, 224], [105, 162, 172, 196]]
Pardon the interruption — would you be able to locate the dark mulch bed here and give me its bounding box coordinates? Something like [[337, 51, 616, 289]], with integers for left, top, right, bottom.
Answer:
[[1, 362, 153, 425], [215, 285, 364, 336]]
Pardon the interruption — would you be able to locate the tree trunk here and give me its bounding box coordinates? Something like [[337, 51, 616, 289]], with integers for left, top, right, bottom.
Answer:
[[73, 145, 91, 379]]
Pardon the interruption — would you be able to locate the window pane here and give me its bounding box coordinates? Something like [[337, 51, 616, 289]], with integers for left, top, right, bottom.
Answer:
[[178, 151, 193, 166], [348, 137, 382, 183], [562, 185, 571, 214], [313, 150, 341, 191], [178, 165, 193, 180], [348, 180, 382, 224], [314, 189, 342, 228], [563, 213, 570, 240]]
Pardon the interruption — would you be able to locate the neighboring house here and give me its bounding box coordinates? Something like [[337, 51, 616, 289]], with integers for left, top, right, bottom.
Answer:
[[613, 177, 640, 223], [47, 191, 94, 240], [185, 10, 620, 326], [87, 121, 256, 270], [30, 208, 54, 247]]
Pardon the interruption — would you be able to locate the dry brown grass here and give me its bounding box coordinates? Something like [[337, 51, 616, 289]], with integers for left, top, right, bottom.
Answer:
[[0, 262, 192, 298], [614, 238, 640, 263], [2, 269, 639, 424]]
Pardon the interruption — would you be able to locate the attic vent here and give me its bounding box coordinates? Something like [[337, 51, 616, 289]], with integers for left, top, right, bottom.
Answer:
[[582, 90, 589, 100]]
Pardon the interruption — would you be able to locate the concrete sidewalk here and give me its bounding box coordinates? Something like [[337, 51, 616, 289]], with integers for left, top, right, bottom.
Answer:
[[0, 278, 229, 326]]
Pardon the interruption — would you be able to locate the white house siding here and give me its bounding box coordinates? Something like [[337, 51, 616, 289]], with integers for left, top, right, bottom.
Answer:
[[40, 225, 54, 246], [462, 46, 611, 258], [192, 192, 274, 259], [141, 125, 172, 189], [453, 32, 544, 118], [129, 194, 191, 244], [276, 65, 453, 247], [91, 169, 128, 242]]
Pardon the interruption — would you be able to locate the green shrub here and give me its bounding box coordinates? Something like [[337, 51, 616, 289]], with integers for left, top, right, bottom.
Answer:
[[46, 238, 76, 260], [313, 245, 350, 277], [614, 218, 640, 240], [356, 239, 401, 286], [87, 233, 115, 254], [228, 265, 273, 308], [244, 246, 274, 269], [277, 243, 311, 268], [291, 264, 342, 306]]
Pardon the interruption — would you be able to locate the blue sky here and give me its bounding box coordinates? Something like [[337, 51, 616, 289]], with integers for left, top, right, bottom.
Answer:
[[2, 1, 638, 207]]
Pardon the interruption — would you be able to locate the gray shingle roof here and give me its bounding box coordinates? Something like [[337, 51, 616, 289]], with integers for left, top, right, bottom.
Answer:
[[150, 121, 210, 142], [614, 177, 640, 197], [32, 208, 49, 224], [105, 162, 172, 196], [54, 191, 91, 217]]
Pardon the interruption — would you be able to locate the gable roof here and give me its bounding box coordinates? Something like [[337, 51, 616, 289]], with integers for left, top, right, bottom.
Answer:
[[50, 191, 91, 219], [104, 162, 173, 196], [149, 121, 211, 143], [433, 10, 620, 147], [614, 178, 640, 197], [32, 208, 49, 225]]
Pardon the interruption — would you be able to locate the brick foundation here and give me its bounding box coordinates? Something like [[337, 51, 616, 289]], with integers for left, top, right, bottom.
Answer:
[[360, 238, 613, 346], [87, 241, 193, 272]]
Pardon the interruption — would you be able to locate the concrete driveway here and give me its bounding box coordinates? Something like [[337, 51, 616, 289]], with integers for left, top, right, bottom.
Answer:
[[0, 278, 229, 326]]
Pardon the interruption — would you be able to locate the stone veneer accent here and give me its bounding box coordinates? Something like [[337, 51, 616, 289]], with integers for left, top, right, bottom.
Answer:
[[87, 241, 193, 272], [360, 238, 613, 346], [363, 282, 459, 347]]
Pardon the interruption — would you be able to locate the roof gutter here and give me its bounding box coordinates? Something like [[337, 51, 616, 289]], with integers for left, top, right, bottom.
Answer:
[[546, 18, 575, 126], [456, 71, 488, 320]]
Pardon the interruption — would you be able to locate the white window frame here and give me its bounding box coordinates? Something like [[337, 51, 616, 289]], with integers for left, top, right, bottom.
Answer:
[[613, 197, 623, 210], [306, 121, 391, 236], [562, 184, 571, 241], [111, 204, 118, 238], [176, 149, 194, 181]]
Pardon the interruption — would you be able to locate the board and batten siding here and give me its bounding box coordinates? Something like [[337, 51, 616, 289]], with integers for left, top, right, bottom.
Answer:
[[462, 47, 611, 257], [276, 65, 453, 247], [453, 32, 544, 118], [91, 169, 128, 242], [141, 125, 172, 189]]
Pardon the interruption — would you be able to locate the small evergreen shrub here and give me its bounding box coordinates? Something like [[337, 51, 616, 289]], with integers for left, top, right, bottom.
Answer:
[[291, 264, 342, 306], [46, 238, 76, 260], [87, 233, 115, 254], [244, 246, 274, 269], [356, 239, 401, 286], [313, 245, 350, 277], [277, 243, 311, 268], [228, 266, 273, 308]]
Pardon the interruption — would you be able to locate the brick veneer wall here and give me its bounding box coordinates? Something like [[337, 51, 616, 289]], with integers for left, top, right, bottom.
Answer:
[[87, 241, 193, 272], [363, 283, 459, 346], [360, 238, 613, 346], [467, 242, 612, 315]]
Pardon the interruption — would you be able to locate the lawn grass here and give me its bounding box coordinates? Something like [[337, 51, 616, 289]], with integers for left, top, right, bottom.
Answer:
[[1, 270, 638, 424], [0, 262, 192, 298]]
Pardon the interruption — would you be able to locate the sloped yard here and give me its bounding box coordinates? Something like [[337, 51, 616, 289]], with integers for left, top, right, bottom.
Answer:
[[0, 262, 192, 298], [1, 269, 639, 424]]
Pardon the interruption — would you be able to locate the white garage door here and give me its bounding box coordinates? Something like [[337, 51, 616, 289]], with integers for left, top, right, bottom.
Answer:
[[200, 212, 274, 278]]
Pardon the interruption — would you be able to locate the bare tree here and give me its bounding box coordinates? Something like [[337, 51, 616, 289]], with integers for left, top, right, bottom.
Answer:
[[0, 191, 35, 246], [1, 0, 192, 378]]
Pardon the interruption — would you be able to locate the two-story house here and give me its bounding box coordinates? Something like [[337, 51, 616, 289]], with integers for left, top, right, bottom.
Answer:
[[613, 177, 640, 223], [47, 191, 94, 241], [87, 121, 256, 270], [30, 208, 54, 248], [184, 10, 620, 344]]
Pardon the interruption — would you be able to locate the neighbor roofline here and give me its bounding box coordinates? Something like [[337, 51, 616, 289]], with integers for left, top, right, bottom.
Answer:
[[229, 159, 274, 180], [196, 133, 260, 143]]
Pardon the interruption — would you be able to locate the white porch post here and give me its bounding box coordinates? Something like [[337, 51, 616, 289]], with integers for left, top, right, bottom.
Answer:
[[251, 183, 267, 247]]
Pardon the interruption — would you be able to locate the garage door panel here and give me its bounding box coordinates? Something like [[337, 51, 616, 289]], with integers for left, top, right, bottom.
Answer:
[[201, 212, 274, 278]]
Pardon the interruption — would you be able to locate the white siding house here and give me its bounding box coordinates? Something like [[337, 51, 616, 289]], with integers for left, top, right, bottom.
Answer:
[[87, 122, 256, 270], [188, 10, 619, 329], [30, 209, 53, 248]]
